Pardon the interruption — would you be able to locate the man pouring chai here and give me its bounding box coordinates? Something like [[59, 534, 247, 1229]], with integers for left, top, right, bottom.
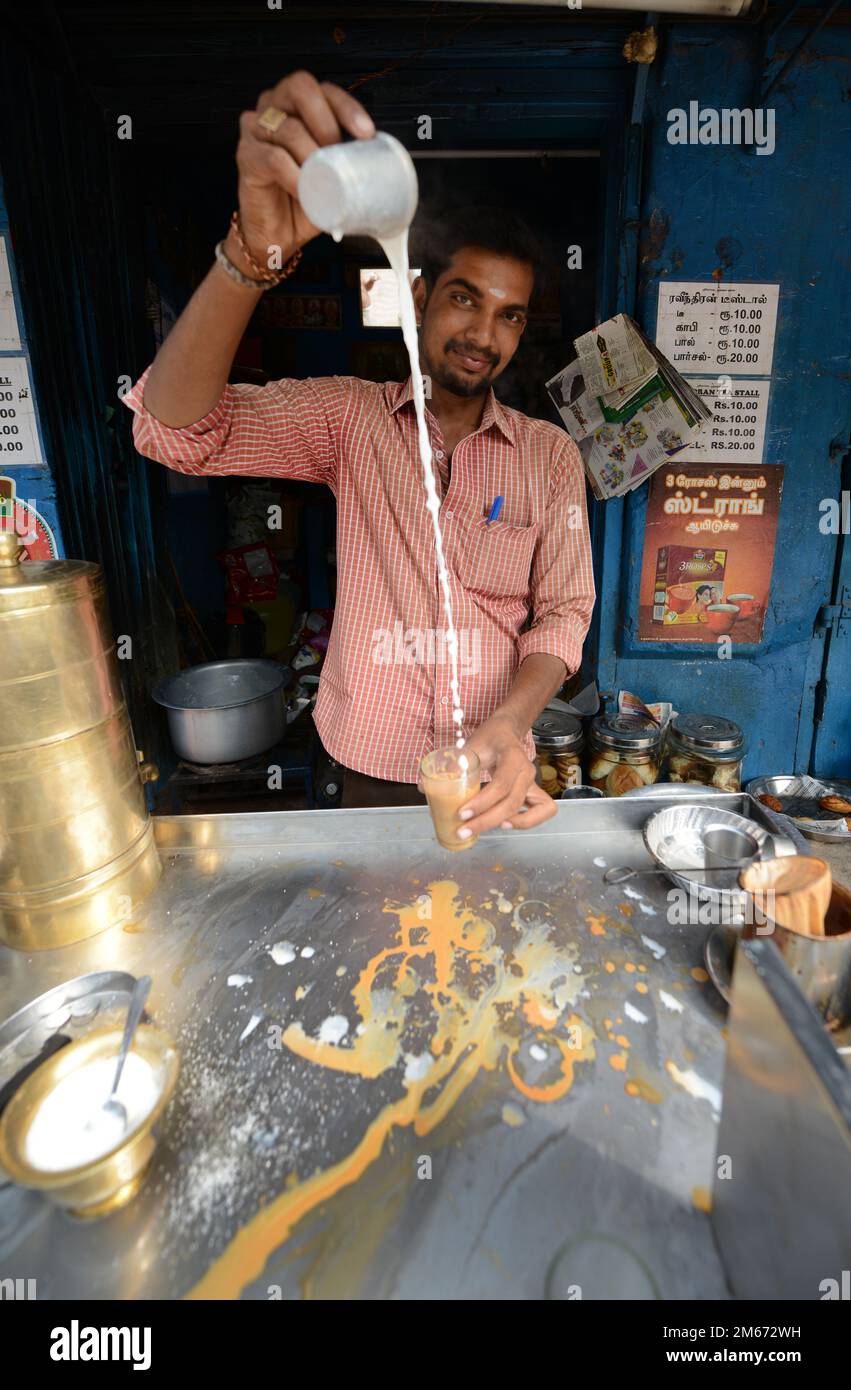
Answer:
[[126, 71, 596, 843]]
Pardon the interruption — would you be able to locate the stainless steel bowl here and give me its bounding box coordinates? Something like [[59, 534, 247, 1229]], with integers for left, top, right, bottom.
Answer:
[[642, 802, 796, 913], [746, 775, 851, 845], [152, 660, 288, 764]]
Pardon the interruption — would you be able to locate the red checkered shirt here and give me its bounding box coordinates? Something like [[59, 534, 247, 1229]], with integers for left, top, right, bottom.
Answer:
[[125, 370, 595, 782]]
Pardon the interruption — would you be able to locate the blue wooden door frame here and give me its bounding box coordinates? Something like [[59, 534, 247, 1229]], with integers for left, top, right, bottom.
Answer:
[[595, 22, 850, 780]]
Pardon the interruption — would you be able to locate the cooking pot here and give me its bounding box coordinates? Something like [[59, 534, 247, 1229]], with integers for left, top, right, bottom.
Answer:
[[152, 660, 290, 764]]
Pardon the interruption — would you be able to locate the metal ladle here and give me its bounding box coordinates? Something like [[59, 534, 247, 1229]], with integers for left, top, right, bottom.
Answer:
[[94, 975, 152, 1130], [604, 864, 748, 886], [604, 830, 791, 887]]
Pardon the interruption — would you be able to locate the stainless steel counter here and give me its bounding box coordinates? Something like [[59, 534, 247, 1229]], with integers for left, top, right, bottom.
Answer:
[[0, 794, 753, 1300]]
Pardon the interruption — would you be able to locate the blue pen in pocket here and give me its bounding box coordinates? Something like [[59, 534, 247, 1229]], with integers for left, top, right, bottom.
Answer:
[[486, 496, 504, 526]]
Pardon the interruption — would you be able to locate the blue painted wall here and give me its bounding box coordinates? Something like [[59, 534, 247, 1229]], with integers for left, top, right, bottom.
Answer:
[[596, 15, 851, 779]]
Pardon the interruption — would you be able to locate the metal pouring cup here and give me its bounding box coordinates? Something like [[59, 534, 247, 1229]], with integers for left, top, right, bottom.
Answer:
[[298, 132, 419, 241], [702, 825, 761, 885], [744, 882, 851, 1027]]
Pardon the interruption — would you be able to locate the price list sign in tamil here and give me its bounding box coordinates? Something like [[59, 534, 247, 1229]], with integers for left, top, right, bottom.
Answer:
[[0, 356, 44, 467], [672, 378, 771, 465], [656, 282, 779, 377], [656, 282, 779, 469]]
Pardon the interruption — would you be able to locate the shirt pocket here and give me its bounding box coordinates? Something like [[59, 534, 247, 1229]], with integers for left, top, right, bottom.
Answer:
[[453, 512, 540, 600]]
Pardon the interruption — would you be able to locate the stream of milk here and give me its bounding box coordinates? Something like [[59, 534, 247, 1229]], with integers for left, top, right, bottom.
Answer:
[[379, 231, 466, 754]]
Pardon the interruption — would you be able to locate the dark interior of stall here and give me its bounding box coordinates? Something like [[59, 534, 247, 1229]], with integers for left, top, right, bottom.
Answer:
[[0, 2, 601, 813]]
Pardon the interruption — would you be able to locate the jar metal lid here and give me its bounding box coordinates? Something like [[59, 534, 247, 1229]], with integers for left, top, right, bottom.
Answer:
[[670, 713, 744, 757], [590, 712, 661, 751], [532, 710, 584, 751]]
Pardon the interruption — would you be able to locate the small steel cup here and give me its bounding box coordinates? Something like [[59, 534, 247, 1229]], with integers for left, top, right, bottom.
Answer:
[[298, 132, 419, 241], [702, 825, 761, 886], [420, 747, 481, 852]]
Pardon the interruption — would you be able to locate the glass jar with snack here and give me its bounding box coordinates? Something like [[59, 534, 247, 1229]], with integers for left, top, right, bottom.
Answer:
[[666, 713, 745, 791], [532, 710, 585, 798], [587, 713, 662, 797]]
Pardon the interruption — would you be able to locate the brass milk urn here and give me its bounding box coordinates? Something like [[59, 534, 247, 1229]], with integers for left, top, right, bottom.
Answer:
[[0, 530, 160, 950]]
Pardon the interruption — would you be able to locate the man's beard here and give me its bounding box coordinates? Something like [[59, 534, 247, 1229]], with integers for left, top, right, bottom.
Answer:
[[425, 341, 499, 398]]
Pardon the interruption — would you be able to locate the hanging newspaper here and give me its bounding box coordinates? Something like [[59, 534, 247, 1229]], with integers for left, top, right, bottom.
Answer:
[[546, 314, 713, 502]]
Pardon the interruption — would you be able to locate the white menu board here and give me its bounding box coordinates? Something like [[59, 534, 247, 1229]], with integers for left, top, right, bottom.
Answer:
[[671, 377, 770, 464], [0, 356, 44, 466], [0, 237, 22, 350], [656, 282, 779, 377]]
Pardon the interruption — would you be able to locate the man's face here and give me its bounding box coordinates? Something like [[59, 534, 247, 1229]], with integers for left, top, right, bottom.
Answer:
[[413, 246, 532, 398]]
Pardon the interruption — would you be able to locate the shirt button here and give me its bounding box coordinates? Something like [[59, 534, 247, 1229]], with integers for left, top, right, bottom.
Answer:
[[435, 450, 445, 460], [440, 696, 449, 705], [445, 509, 454, 519]]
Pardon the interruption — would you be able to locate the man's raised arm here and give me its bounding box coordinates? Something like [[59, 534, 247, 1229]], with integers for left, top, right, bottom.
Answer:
[[138, 71, 375, 429]]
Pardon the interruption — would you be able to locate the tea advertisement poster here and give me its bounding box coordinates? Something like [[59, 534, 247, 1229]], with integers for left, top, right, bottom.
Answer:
[[637, 464, 784, 644]]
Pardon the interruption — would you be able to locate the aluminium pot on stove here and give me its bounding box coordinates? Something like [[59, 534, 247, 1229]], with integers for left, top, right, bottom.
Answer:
[[152, 660, 288, 764], [0, 531, 160, 952]]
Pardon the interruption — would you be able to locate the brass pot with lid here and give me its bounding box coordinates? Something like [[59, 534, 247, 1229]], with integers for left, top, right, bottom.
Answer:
[[0, 531, 160, 951]]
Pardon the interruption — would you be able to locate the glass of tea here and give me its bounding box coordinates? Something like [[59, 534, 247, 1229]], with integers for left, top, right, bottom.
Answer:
[[420, 747, 481, 851]]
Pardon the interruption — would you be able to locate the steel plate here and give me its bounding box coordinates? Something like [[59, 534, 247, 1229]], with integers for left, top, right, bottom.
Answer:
[[746, 776, 851, 845]]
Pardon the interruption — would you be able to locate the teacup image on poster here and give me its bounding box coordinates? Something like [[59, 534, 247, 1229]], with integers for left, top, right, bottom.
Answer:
[[727, 593, 757, 618], [666, 584, 695, 614], [705, 603, 740, 634]]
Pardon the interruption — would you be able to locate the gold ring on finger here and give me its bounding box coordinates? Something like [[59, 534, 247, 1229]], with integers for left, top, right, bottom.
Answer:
[[257, 106, 288, 137]]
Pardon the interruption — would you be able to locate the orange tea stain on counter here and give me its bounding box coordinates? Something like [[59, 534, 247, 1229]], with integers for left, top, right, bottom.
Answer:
[[187, 879, 595, 1299], [609, 1052, 628, 1072], [587, 913, 607, 937], [501, 1102, 525, 1127], [625, 1078, 664, 1104], [307, 888, 325, 899], [635, 982, 648, 994], [692, 1186, 712, 1213], [690, 967, 709, 983], [523, 995, 560, 1031]]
